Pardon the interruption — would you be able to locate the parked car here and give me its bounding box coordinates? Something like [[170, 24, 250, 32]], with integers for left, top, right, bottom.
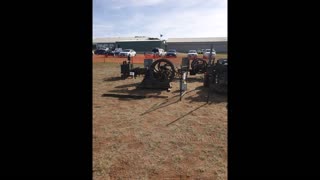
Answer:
[[119, 49, 136, 57], [188, 50, 198, 59], [94, 49, 108, 55], [197, 49, 203, 54], [106, 49, 115, 56], [165, 49, 177, 58], [113, 48, 123, 56], [203, 48, 216, 59], [152, 48, 166, 57], [217, 58, 228, 65]]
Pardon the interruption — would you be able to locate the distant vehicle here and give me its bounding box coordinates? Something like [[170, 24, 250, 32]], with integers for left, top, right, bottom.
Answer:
[[119, 49, 136, 57], [197, 49, 203, 54], [113, 48, 123, 56], [217, 58, 228, 65], [165, 49, 177, 58], [203, 49, 216, 59], [94, 49, 108, 55], [188, 50, 198, 59], [152, 48, 166, 56], [106, 49, 115, 56]]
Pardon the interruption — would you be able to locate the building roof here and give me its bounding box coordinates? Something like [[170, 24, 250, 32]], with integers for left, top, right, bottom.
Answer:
[[93, 36, 227, 43], [93, 36, 160, 43], [167, 37, 227, 43], [117, 39, 163, 42]]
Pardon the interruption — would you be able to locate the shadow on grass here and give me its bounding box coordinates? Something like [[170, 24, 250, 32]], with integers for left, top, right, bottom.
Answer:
[[103, 77, 123, 82], [108, 88, 162, 95], [140, 89, 199, 116], [102, 94, 145, 99], [114, 83, 141, 89], [140, 96, 180, 116], [166, 103, 208, 126], [103, 87, 165, 101], [186, 76, 205, 83], [183, 86, 227, 104]]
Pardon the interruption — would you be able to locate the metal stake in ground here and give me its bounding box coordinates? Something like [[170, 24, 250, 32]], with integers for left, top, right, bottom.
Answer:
[[127, 54, 131, 64], [180, 58, 189, 101], [104, 54, 108, 63], [131, 54, 133, 64], [180, 70, 182, 101], [207, 44, 213, 103]]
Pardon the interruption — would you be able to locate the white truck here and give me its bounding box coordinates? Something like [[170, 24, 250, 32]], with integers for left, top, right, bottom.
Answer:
[[187, 50, 198, 59], [203, 49, 216, 59]]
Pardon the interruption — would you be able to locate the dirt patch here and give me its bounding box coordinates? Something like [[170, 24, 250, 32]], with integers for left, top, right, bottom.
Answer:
[[93, 59, 227, 180]]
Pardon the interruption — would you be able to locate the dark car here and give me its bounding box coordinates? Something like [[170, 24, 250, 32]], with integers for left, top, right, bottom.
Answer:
[[94, 49, 108, 55], [106, 49, 115, 56], [152, 48, 165, 56], [217, 58, 228, 65], [165, 49, 177, 58], [113, 48, 123, 56]]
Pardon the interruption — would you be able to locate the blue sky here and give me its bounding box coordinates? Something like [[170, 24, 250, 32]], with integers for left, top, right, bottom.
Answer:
[[93, 0, 227, 39]]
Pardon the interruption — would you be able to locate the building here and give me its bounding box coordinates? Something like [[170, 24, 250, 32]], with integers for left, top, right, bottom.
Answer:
[[116, 40, 165, 53], [166, 37, 227, 53], [93, 37, 142, 50], [93, 36, 165, 52], [93, 36, 228, 53]]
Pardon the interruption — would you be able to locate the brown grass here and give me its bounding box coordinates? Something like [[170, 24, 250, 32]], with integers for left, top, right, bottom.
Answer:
[[93, 58, 227, 180]]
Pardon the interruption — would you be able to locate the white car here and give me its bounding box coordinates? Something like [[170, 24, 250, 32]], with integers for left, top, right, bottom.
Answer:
[[119, 49, 136, 57], [187, 50, 198, 59], [152, 48, 166, 57], [203, 49, 216, 59]]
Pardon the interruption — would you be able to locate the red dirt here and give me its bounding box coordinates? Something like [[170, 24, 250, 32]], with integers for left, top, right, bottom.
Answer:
[[92, 53, 227, 67], [93, 54, 182, 64]]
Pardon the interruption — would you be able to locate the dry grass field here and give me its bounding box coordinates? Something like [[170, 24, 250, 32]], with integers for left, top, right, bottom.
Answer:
[[93, 54, 227, 179]]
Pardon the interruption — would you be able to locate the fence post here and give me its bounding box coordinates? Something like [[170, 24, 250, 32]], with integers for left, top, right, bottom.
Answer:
[[207, 44, 213, 103]]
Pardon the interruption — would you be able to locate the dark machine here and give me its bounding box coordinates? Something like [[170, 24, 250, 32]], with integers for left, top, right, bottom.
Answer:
[[120, 57, 176, 90], [189, 58, 208, 75], [138, 58, 176, 91], [127, 59, 153, 78], [174, 58, 208, 78], [120, 56, 154, 79], [120, 60, 133, 79], [204, 58, 228, 94], [120, 55, 134, 79]]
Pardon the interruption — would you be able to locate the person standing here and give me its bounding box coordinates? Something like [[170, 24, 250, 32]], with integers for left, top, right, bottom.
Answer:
[[127, 54, 131, 64]]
